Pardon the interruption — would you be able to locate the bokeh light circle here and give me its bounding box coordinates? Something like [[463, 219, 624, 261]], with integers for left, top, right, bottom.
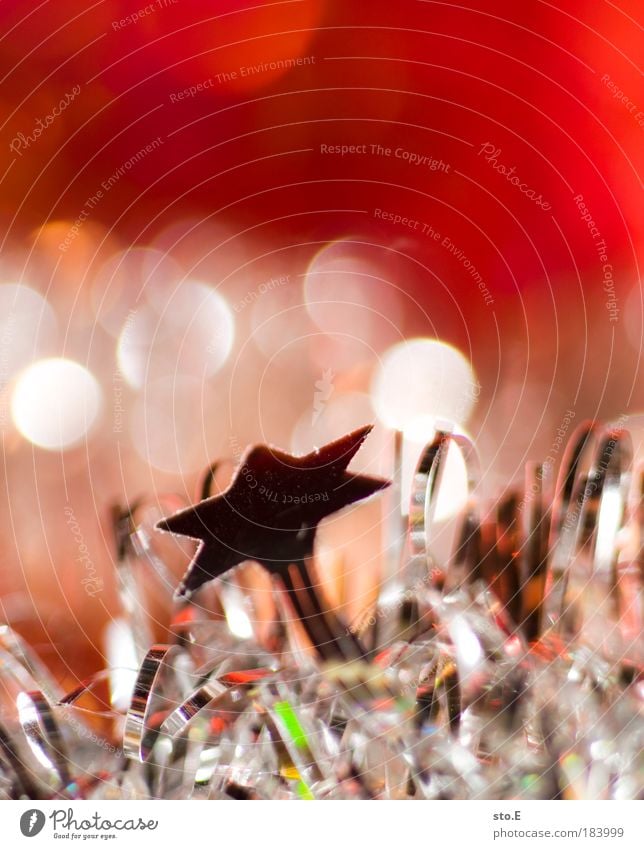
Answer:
[[11, 358, 102, 450], [117, 281, 235, 389], [303, 240, 404, 351], [129, 375, 226, 475], [0, 283, 58, 383], [372, 338, 478, 431]]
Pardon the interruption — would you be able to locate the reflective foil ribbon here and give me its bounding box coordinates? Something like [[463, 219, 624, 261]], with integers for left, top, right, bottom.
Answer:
[[0, 420, 641, 799]]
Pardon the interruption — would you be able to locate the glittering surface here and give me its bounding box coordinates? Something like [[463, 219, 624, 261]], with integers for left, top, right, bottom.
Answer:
[[0, 1, 641, 804], [0, 423, 641, 800]]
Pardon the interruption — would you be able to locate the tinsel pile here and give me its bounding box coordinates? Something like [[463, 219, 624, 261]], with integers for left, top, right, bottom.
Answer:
[[0, 422, 642, 800]]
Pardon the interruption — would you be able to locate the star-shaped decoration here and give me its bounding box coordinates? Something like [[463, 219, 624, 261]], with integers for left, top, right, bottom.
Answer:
[[156, 425, 389, 600]]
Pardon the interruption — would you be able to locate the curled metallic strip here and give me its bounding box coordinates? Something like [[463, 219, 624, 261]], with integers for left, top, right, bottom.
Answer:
[[0, 719, 42, 799], [411, 648, 461, 735], [491, 491, 523, 624], [58, 668, 119, 707], [0, 647, 39, 694], [612, 465, 644, 660], [112, 495, 190, 662], [264, 705, 324, 789], [277, 557, 367, 661], [436, 656, 461, 734], [545, 420, 603, 626], [591, 429, 632, 577], [123, 644, 181, 762], [0, 625, 61, 702], [408, 430, 480, 590], [16, 690, 71, 790], [160, 680, 229, 738], [521, 462, 552, 640], [383, 431, 406, 586], [549, 421, 597, 546], [545, 422, 632, 634]]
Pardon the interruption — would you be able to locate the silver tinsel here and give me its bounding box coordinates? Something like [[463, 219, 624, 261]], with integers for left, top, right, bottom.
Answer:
[[0, 422, 642, 800]]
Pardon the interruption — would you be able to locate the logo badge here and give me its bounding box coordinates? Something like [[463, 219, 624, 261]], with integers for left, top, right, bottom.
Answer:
[[20, 810, 45, 837]]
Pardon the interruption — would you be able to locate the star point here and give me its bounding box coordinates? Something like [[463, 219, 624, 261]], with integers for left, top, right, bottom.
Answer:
[[155, 425, 389, 599]]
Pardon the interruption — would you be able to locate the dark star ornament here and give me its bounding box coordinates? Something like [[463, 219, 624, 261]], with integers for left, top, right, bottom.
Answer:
[[155, 425, 389, 661], [156, 424, 388, 597]]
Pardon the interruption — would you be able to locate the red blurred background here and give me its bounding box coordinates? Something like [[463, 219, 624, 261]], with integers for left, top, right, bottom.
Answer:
[[0, 1, 641, 689]]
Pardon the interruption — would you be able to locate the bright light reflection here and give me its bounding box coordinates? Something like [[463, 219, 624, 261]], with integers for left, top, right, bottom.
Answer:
[[16, 692, 55, 772], [303, 240, 403, 350], [371, 338, 478, 431], [450, 614, 483, 678], [0, 283, 57, 383], [117, 281, 234, 389], [105, 619, 139, 711], [11, 358, 101, 450], [401, 417, 470, 521]]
